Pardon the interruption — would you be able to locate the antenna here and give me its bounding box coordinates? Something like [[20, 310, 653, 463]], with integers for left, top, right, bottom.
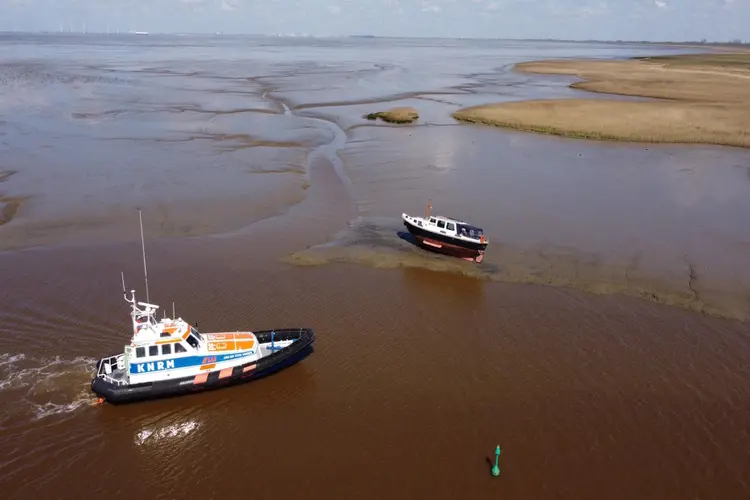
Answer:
[[172, 301, 175, 319], [138, 209, 150, 304], [121, 271, 126, 298]]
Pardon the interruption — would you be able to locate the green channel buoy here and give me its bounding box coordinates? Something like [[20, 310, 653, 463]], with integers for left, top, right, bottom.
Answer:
[[491, 445, 501, 477]]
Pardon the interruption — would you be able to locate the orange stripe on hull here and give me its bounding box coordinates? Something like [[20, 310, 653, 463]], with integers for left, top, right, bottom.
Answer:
[[219, 368, 233, 379], [193, 373, 208, 384], [242, 364, 257, 373], [422, 239, 442, 248], [200, 364, 216, 371]]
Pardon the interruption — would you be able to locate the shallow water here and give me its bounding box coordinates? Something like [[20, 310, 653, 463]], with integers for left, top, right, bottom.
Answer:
[[0, 34, 749, 500]]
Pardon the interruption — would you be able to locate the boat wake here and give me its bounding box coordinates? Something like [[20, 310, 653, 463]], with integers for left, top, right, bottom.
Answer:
[[283, 216, 502, 280], [0, 353, 98, 423]]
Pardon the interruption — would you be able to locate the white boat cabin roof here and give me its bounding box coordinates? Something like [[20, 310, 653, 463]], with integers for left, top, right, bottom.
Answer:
[[423, 214, 484, 234]]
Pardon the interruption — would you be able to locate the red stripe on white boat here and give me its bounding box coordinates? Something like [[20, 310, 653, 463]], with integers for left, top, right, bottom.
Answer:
[[423, 239, 442, 248]]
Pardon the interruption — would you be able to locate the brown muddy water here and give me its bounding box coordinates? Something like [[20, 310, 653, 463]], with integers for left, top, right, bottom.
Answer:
[[0, 34, 749, 499]]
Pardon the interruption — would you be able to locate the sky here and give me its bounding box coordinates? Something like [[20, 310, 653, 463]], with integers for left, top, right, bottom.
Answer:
[[1, 0, 748, 42]]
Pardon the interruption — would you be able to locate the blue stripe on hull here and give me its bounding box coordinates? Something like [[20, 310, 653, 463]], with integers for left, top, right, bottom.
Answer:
[[129, 350, 255, 374]]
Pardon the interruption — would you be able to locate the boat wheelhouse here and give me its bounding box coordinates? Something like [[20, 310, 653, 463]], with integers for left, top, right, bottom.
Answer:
[[401, 201, 488, 263]]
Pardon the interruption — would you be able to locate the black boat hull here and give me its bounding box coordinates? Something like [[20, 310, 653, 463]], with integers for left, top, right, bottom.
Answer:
[[91, 328, 315, 405], [403, 219, 488, 262]]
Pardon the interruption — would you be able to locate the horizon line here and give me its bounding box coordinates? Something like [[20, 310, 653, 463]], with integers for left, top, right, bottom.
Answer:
[[0, 30, 747, 46]]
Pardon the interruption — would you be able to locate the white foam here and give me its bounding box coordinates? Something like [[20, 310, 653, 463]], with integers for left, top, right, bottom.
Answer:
[[0, 353, 27, 369], [0, 353, 99, 422], [134, 420, 202, 446], [32, 395, 92, 420]]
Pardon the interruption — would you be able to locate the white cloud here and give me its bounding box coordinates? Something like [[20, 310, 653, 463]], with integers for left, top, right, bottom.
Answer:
[[485, 1, 501, 10], [577, 1, 610, 18], [654, 0, 667, 8], [327, 4, 341, 14], [420, 0, 442, 12], [220, 0, 240, 11]]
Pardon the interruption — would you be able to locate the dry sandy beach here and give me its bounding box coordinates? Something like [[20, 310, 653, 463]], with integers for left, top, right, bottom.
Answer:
[[0, 34, 748, 500]]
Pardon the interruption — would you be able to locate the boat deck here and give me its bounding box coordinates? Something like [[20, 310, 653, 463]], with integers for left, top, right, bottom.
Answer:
[[258, 339, 294, 358], [99, 367, 128, 386]]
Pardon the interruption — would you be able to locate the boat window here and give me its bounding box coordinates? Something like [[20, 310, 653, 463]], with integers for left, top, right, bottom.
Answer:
[[446, 222, 455, 231], [418, 221, 423, 227], [136, 347, 146, 358], [186, 334, 200, 349], [175, 343, 187, 353], [149, 345, 158, 356], [429, 218, 436, 224], [437, 220, 445, 229], [162, 344, 172, 355]]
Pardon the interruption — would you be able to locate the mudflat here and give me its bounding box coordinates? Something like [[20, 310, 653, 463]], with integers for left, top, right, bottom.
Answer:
[[452, 53, 750, 148], [1, 35, 749, 500]]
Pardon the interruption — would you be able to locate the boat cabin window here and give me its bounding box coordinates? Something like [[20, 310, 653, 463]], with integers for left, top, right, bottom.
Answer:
[[162, 344, 172, 355], [429, 218, 436, 224], [437, 220, 445, 229], [175, 343, 187, 354], [149, 345, 158, 356], [458, 224, 484, 238], [136, 347, 146, 358], [446, 222, 455, 231], [186, 334, 200, 349]]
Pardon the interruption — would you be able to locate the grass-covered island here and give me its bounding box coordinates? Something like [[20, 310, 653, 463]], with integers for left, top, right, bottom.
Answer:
[[452, 53, 750, 148]]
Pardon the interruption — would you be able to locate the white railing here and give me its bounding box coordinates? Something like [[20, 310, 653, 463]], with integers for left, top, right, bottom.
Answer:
[[96, 354, 130, 386], [97, 372, 129, 386]]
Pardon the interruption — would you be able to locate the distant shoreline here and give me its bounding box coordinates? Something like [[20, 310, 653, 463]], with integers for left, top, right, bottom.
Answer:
[[452, 52, 750, 148], [1, 31, 748, 49]]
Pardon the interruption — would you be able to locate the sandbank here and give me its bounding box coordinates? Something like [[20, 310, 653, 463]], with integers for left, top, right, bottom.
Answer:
[[0, 197, 22, 226], [452, 53, 750, 148], [364, 106, 419, 124]]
